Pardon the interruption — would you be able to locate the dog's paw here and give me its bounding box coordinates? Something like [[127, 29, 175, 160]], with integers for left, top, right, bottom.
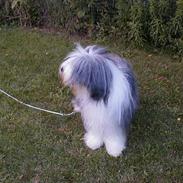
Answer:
[[84, 133, 103, 150], [105, 141, 126, 157], [73, 104, 81, 112], [72, 99, 81, 112]]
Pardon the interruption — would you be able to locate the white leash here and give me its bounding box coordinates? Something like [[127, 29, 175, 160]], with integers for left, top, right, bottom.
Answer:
[[0, 88, 76, 117]]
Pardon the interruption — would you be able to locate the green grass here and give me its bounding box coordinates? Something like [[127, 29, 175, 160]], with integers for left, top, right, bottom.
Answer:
[[0, 28, 183, 183]]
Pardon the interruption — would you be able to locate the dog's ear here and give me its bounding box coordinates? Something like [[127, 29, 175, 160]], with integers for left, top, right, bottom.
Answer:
[[71, 56, 112, 103]]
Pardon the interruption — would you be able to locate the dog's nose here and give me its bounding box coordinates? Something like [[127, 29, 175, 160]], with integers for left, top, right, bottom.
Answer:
[[60, 67, 64, 72], [58, 66, 63, 82]]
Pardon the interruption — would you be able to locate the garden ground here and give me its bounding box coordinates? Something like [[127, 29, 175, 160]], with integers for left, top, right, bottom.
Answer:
[[0, 28, 182, 182]]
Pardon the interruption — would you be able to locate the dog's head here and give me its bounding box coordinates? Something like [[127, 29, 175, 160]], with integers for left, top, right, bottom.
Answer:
[[59, 44, 112, 103]]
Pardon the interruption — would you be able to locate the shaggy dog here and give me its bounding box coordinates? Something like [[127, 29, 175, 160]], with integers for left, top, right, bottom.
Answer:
[[59, 44, 138, 157]]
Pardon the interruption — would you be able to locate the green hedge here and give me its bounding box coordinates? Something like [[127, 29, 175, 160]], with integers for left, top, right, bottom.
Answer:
[[0, 0, 183, 55]]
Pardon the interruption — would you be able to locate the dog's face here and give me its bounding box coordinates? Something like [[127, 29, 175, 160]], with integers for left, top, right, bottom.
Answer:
[[59, 57, 87, 99], [59, 56, 79, 97], [59, 58, 74, 85]]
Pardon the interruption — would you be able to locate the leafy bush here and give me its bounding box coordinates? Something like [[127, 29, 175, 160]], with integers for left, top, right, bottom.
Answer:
[[0, 0, 182, 56]]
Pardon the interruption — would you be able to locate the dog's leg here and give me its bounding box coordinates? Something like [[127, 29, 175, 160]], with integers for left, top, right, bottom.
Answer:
[[104, 125, 126, 157], [84, 131, 103, 150]]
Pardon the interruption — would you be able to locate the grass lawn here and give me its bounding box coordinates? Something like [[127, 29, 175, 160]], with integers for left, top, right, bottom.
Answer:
[[0, 28, 183, 182]]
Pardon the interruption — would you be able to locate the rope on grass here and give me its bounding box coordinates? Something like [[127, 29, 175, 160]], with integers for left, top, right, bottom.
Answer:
[[0, 88, 76, 117]]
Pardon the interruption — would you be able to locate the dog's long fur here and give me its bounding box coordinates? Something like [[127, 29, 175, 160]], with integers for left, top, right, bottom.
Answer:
[[59, 44, 138, 157]]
